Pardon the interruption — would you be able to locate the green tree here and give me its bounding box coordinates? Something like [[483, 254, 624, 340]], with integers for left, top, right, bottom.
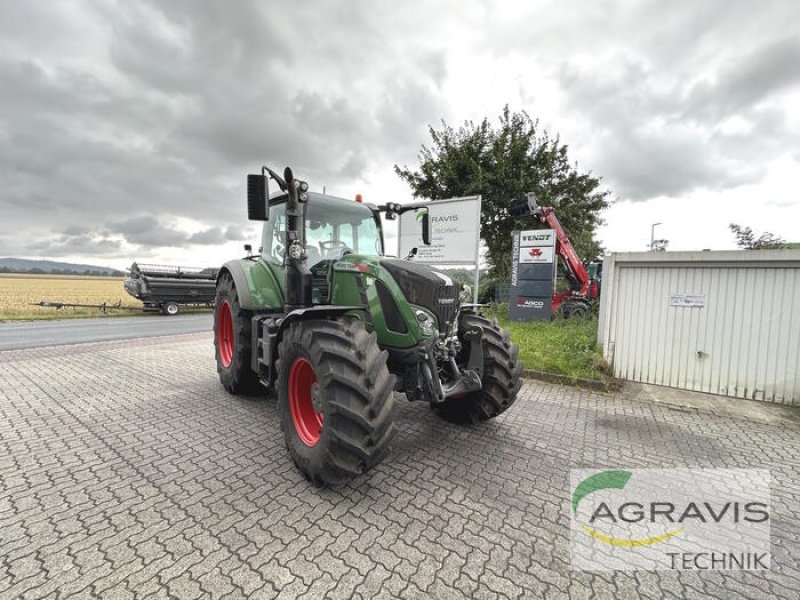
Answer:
[[395, 107, 610, 280], [729, 223, 785, 250]]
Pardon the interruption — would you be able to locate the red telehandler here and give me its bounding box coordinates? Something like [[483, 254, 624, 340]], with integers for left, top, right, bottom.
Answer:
[[513, 193, 601, 318]]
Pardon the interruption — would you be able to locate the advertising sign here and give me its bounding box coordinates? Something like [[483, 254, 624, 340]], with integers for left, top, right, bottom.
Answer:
[[519, 246, 555, 264], [510, 228, 557, 322], [519, 230, 556, 248], [515, 298, 547, 310], [570, 469, 770, 571], [397, 196, 481, 266]]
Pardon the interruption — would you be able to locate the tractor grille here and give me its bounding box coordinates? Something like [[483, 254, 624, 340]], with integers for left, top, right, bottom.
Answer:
[[380, 259, 460, 335], [375, 280, 408, 334]]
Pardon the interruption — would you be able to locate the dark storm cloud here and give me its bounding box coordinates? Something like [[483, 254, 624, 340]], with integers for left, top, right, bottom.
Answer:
[[1, 0, 797, 263], [224, 226, 249, 241], [554, 18, 800, 200], [29, 233, 124, 258], [111, 216, 188, 247], [684, 36, 800, 120], [187, 227, 226, 245], [0, 0, 448, 258]]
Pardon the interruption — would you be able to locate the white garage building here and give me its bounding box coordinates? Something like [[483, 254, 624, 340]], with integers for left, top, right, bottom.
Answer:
[[597, 250, 800, 405]]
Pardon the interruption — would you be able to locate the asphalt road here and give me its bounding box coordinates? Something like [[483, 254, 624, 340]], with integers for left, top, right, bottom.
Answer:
[[0, 313, 212, 350]]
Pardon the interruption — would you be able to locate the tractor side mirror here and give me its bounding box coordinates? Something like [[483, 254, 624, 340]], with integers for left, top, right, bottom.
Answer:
[[247, 174, 270, 221], [421, 211, 431, 245]]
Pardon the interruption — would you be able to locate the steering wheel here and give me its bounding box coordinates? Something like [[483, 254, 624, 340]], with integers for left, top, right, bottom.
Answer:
[[319, 240, 352, 259]]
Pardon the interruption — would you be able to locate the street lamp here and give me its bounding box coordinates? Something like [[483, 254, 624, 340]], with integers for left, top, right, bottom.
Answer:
[[650, 223, 662, 251]]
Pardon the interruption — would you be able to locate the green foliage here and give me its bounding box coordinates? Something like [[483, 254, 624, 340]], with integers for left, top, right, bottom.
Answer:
[[396, 106, 610, 279], [486, 306, 610, 381], [729, 223, 786, 250]]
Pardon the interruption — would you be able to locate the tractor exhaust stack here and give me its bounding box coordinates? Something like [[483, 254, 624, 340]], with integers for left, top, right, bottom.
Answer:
[[283, 167, 313, 311]]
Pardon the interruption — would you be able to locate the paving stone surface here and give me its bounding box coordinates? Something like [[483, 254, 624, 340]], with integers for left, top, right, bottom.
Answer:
[[1, 332, 799, 599]]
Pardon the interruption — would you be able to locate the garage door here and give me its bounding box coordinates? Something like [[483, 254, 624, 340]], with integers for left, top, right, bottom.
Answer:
[[598, 251, 800, 405]]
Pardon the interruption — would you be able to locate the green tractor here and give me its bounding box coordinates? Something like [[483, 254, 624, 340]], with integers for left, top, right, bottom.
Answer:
[[214, 166, 523, 485]]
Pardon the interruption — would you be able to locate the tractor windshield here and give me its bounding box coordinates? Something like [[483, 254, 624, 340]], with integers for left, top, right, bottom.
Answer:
[[304, 197, 383, 267], [261, 194, 383, 268]]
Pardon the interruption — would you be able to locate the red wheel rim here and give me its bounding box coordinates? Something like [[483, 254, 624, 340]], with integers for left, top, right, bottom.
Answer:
[[217, 300, 234, 368], [289, 357, 323, 447]]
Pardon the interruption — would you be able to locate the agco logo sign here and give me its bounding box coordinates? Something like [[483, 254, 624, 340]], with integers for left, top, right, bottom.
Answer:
[[516, 299, 544, 309]]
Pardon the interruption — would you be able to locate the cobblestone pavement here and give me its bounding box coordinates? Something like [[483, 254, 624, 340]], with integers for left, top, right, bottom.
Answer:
[[1, 333, 799, 599]]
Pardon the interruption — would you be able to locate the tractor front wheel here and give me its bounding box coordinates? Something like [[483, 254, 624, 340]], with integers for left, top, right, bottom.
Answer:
[[433, 313, 523, 424], [214, 273, 261, 394], [277, 318, 396, 486]]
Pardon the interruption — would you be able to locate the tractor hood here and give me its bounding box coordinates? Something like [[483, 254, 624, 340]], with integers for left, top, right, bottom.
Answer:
[[379, 259, 460, 335]]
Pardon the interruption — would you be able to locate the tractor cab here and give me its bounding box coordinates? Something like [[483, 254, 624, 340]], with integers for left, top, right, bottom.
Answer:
[[260, 192, 384, 303]]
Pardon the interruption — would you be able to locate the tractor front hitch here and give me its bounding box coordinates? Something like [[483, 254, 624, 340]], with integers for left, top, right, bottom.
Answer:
[[461, 325, 484, 378], [438, 325, 484, 400], [396, 331, 485, 404], [440, 366, 482, 399]]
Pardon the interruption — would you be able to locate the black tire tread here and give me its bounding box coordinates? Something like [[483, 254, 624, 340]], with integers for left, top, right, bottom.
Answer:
[[214, 273, 261, 394], [277, 318, 397, 486], [434, 313, 523, 425]]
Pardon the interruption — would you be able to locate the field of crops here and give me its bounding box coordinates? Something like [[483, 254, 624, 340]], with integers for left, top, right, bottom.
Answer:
[[0, 274, 142, 321]]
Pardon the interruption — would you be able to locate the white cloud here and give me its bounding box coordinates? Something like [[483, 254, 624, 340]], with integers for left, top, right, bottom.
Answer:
[[0, 0, 797, 270]]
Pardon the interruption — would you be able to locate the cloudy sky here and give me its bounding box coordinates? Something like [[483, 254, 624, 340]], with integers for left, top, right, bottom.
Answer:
[[1, 0, 798, 269]]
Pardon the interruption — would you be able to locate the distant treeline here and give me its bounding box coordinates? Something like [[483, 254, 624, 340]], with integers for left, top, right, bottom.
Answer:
[[0, 267, 124, 277]]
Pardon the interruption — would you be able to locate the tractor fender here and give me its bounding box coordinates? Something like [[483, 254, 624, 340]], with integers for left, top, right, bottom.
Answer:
[[257, 305, 368, 386], [217, 261, 254, 309], [274, 305, 367, 355], [278, 305, 366, 332]]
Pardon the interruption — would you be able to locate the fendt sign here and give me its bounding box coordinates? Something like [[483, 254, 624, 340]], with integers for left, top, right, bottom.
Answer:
[[510, 229, 556, 321], [520, 231, 556, 245]]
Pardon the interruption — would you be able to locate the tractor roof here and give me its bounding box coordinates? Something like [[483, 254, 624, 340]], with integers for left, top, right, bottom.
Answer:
[[269, 191, 378, 212]]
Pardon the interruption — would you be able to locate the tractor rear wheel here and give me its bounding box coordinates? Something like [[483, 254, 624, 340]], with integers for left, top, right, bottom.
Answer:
[[277, 318, 396, 486], [214, 273, 261, 394], [433, 313, 523, 425]]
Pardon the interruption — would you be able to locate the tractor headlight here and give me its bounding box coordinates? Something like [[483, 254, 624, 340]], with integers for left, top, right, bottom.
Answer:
[[460, 284, 472, 303], [415, 310, 436, 336]]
